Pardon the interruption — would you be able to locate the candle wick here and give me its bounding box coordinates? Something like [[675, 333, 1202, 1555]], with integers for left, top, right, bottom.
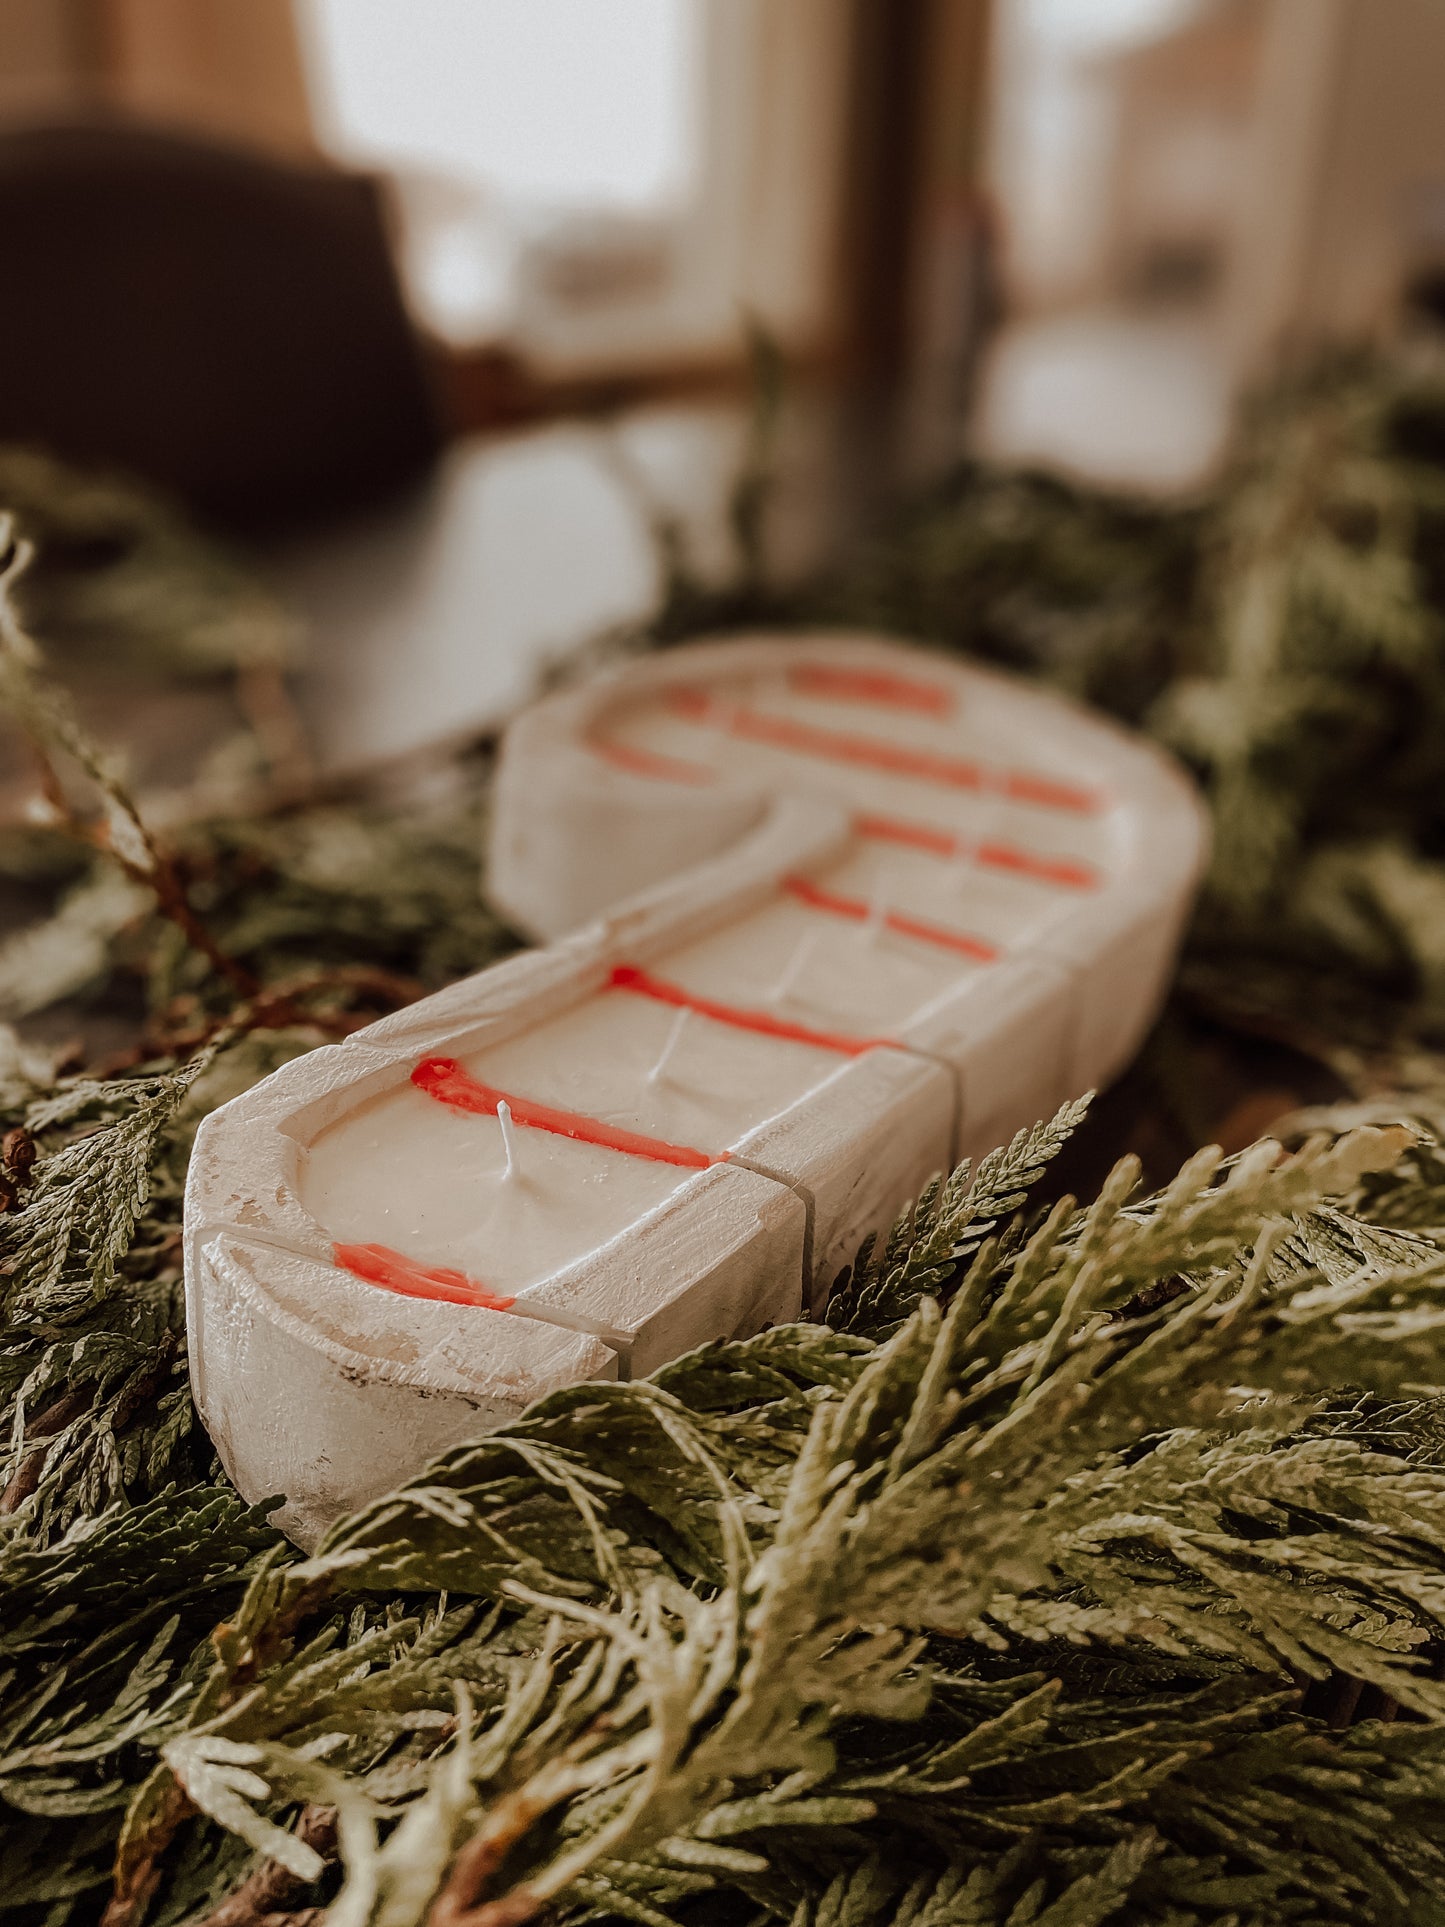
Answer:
[[496, 1098, 521, 1184], [768, 928, 818, 1006], [647, 1005, 690, 1086], [861, 878, 889, 945]]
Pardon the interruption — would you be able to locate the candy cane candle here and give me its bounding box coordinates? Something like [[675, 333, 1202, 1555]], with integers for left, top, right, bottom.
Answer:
[[185, 634, 1207, 1545]]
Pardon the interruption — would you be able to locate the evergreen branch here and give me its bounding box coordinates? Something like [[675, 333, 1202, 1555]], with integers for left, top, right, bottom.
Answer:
[[831, 1096, 1092, 1337], [0, 522, 260, 1001], [10, 369, 1445, 1923], [109, 1119, 1445, 1926], [0, 1048, 216, 1322]]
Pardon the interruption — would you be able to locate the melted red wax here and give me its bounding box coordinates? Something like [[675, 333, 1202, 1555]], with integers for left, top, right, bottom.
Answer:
[[786, 662, 954, 716], [585, 735, 1096, 890], [590, 736, 715, 785], [333, 1241, 516, 1311], [663, 688, 1104, 815], [854, 813, 1099, 890], [783, 874, 999, 962], [608, 963, 891, 1056], [411, 1056, 727, 1170]]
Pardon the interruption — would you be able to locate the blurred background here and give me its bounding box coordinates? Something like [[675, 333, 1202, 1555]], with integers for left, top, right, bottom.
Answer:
[[0, 0, 1442, 774], [2, 0, 1445, 1161]]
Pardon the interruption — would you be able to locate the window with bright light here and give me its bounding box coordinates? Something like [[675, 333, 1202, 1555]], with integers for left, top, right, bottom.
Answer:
[[297, 0, 700, 342], [990, 0, 1261, 311], [300, 0, 697, 211]]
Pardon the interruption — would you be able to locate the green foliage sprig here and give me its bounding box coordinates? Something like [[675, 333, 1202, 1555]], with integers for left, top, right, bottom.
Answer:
[[96, 1109, 1445, 1927], [3, 362, 1445, 1924], [817, 350, 1445, 1089]]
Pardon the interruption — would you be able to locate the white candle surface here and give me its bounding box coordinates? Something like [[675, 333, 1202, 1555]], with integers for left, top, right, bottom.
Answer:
[[596, 672, 1119, 868], [187, 632, 1208, 1544], [300, 987, 847, 1295], [656, 893, 978, 1038]]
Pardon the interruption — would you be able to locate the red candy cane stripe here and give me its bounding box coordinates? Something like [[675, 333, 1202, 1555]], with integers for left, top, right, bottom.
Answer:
[[783, 875, 999, 961], [786, 661, 954, 716], [608, 963, 891, 1055], [411, 1056, 728, 1170], [590, 737, 715, 784], [584, 739, 1098, 889], [854, 813, 1099, 890], [666, 687, 1104, 815], [333, 1241, 516, 1311]]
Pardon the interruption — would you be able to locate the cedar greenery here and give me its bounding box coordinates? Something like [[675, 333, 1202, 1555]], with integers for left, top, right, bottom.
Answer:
[[816, 347, 1445, 1090], [2, 357, 1445, 1925]]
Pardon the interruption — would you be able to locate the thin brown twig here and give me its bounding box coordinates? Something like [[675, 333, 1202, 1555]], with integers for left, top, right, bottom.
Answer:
[[100, 1781, 197, 1927], [426, 1783, 557, 1927], [441, 1897, 544, 1927], [112, 1329, 180, 1432], [97, 819, 261, 1002], [250, 962, 429, 1027], [233, 1913, 324, 1927], [190, 1807, 338, 1927], [21, 714, 263, 1005], [89, 962, 430, 1078], [0, 1326, 181, 1515], [0, 526, 261, 1003], [104, 1573, 342, 1927], [0, 1382, 95, 1513], [428, 1761, 599, 1927]]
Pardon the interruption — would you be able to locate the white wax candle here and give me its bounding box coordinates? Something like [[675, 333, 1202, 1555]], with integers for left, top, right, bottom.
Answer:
[[599, 666, 1123, 877], [302, 965, 872, 1294], [301, 1081, 692, 1295], [658, 894, 981, 1038], [188, 631, 1208, 1547]]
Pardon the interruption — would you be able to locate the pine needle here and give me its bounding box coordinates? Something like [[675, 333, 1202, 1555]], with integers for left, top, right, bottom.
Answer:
[[4, 362, 1445, 1923]]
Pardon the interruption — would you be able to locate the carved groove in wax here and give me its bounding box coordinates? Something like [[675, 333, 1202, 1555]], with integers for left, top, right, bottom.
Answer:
[[661, 684, 1107, 814], [411, 1055, 730, 1170], [606, 964, 891, 1056], [185, 631, 1209, 1546]]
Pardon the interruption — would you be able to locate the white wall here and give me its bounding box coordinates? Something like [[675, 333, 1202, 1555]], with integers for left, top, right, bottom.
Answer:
[[1225, 0, 1445, 376], [298, 0, 697, 214]]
